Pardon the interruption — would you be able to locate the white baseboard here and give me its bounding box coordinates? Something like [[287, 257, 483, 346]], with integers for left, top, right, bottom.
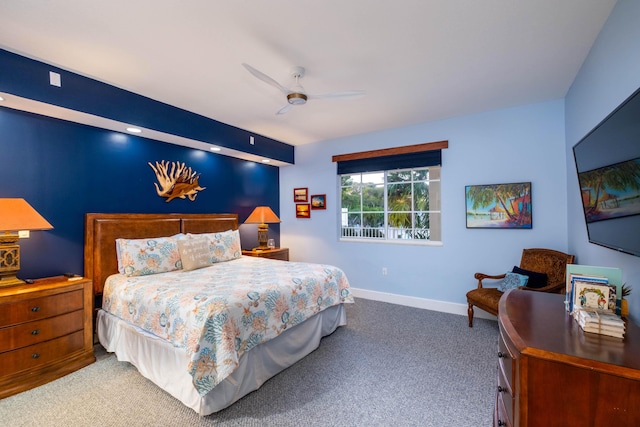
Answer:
[[350, 287, 497, 322]]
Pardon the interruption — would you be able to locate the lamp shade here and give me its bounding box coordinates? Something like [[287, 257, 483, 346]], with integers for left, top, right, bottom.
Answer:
[[0, 198, 53, 231], [245, 206, 281, 224]]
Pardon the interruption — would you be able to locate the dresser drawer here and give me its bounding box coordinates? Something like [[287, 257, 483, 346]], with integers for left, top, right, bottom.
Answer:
[[497, 331, 515, 425], [0, 330, 85, 376], [495, 391, 513, 427], [497, 363, 514, 423], [0, 290, 84, 326], [498, 332, 514, 389], [0, 310, 84, 353]]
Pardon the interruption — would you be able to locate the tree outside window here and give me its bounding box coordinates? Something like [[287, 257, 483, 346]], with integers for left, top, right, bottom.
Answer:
[[340, 167, 441, 242]]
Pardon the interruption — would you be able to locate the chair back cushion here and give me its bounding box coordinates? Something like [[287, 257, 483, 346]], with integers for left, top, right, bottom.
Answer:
[[512, 266, 547, 288], [519, 248, 576, 286]]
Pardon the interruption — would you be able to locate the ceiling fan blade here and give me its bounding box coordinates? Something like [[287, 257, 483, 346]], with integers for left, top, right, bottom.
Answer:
[[242, 63, 290, 95], [276, 104, 293, 115], [307, 90, 365, 100]]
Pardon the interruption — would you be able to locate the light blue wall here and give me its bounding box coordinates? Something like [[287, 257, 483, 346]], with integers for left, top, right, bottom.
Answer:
[[280, 100, 567, 310], [565, 0, 640, 322], [282, 0, 640, 320]]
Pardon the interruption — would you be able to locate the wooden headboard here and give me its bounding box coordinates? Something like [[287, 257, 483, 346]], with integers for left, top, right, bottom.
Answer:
[[84, 213, 239, 296]]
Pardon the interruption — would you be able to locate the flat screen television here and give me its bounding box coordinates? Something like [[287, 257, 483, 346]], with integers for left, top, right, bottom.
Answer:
[[573, 87, 640, 257]]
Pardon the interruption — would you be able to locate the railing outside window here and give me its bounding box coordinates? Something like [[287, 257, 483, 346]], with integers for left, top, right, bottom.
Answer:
[[339, 166, 441, 243]]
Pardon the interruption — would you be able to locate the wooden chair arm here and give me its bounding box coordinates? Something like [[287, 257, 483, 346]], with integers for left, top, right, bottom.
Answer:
[[473, 272, 507, 289]]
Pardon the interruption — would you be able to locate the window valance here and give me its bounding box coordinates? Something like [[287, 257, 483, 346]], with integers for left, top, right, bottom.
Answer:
[[332, 140, 448, 174]]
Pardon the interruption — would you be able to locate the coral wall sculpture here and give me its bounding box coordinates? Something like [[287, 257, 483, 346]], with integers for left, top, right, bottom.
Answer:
[[148, 160, 206, 202]]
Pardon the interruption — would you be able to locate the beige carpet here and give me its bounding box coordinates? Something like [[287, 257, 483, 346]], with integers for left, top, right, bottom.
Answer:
[[0, 299, 499, 426]]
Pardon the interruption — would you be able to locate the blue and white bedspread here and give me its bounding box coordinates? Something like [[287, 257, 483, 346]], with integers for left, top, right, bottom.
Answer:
[[102, 256, 354, 395]]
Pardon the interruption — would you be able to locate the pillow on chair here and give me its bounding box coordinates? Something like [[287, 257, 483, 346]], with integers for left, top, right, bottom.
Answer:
[[499, 272, 529, 292], [512, 266, 548, 288]]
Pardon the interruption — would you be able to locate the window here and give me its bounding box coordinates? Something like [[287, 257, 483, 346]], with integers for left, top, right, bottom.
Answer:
[[333, 140, 447, 244], [340, 166, 441, 242]]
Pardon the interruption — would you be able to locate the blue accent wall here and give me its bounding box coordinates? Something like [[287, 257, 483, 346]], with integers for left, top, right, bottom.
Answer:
[[0, 49, 294, 164], [0, 107, 280, 280]]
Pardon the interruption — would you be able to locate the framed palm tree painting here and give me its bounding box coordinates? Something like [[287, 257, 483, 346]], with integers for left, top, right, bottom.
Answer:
[[465, 182, 532, 229]]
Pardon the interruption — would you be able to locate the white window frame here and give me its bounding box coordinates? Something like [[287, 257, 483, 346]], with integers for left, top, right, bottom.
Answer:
[[339, 166, 442, 246]]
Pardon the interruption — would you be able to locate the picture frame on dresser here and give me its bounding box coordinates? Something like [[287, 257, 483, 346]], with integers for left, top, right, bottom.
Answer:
[[566, 264, 623, 314]]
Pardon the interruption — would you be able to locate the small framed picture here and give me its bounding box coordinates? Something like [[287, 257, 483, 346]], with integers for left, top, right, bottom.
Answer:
[[296, 203, 311, 218], [310, 194, 326, 210], [294, 188, 308, 202]]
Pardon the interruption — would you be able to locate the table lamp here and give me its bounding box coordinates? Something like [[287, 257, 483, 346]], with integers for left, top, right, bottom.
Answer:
[[244, 206, 281, 250], [0, 198, 53, 287]]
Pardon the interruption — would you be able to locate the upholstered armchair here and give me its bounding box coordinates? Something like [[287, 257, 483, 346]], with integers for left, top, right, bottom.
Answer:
[[466, 248, 575, 327]]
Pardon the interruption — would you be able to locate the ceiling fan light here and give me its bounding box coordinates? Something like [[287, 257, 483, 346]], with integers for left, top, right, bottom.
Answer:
[[287, 92, 308, 105]]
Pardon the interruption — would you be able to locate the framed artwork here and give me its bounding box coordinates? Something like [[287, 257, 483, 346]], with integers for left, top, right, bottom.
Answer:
[[296, 203, 311, 218], [294, 187, 308, 202], [310, 194, 326, 210], [465, 182, 532, 229]]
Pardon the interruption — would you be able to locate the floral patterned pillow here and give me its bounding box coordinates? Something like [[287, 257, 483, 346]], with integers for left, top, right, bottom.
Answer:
[[189, 229, 241, 263], [498, 272, 529, 292], [116, 234, 183, 276]]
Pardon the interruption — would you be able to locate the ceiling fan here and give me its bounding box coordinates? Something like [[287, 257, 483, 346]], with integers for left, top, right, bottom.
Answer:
[[242, 63, 365, 115]]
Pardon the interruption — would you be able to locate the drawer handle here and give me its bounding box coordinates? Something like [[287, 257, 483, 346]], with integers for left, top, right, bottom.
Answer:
[[31, 329, 40, 335], [498, 351, 509, 359], [497, 420, 507, 427], [31, 306, 40, 312], [32, 353, 40, 359]]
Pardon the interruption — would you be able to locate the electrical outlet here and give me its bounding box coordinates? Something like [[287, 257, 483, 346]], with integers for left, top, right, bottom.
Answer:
[[250, 136, 255, 145], [382, 267, 387, 276], [18, 230, 30, 238]]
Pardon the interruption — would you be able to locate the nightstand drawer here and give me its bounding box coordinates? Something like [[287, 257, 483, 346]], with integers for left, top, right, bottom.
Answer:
[[0, 290, 84, 326], [0, 277, 95, 399], [0, 310, 84, 352], [0, 330, 84, 376]]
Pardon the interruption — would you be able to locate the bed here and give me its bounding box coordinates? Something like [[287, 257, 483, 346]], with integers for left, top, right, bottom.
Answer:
[[84, 213, 354, 415]]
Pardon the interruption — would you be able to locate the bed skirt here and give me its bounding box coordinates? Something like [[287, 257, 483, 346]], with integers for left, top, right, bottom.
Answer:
[[97, 304, 347, 416]]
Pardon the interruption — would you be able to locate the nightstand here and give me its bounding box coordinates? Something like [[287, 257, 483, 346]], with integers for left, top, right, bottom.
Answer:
[[0, 276, 96, 398], [242, 247, 289, 261]]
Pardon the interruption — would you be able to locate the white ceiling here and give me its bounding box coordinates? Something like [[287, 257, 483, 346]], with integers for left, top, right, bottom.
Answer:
[[0, 0, 617, 147]]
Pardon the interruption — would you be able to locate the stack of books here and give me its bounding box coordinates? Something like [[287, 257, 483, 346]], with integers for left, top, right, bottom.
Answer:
[[574, 309, 626, 338]]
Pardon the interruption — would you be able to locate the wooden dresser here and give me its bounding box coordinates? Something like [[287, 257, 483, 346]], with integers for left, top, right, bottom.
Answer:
[[242, 247, 289, 261], [496, 289, 640, 427], [0, 276, 95, 398]]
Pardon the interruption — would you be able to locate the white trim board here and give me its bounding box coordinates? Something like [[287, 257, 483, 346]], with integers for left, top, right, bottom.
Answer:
[[350, 287, 497, 322]]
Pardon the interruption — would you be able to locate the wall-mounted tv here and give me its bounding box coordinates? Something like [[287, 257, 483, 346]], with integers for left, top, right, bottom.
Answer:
[[573, 87, 640, 257]]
